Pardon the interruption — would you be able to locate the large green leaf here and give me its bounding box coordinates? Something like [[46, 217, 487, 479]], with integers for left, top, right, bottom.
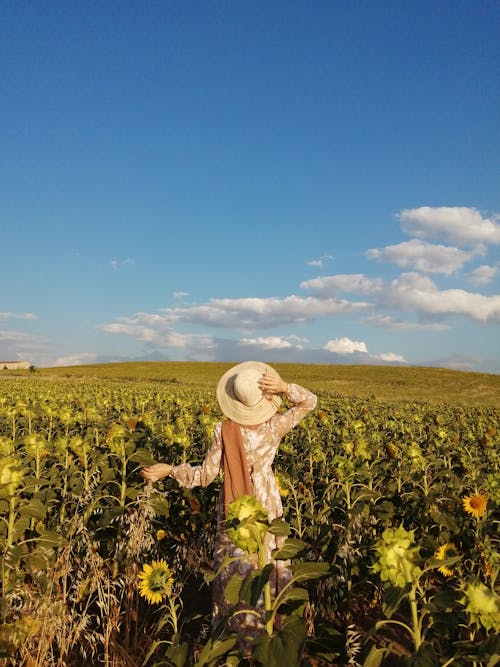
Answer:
[[305, 624, 344, 662], [225, 572, 244, 605], [272, 538, 308, 560], [195, 635, 238, 667], [252, 615, 307, 667], [12, 515, 30, 541], [291, 561, 332, 583], [129, 448, 156, 465], [239, 563, 273, 607], [150, 495, 170, 516], [19, 496, 47, 520], [24, 550, 52, 571], [410, 642, 439, 667], [166, 641, 190, 667], [362, 645, 390, 667], [382, 583, 412, 619], [267, 518, 290, 537], [36, 529, 61, 548], [276, 586, 309, 616]]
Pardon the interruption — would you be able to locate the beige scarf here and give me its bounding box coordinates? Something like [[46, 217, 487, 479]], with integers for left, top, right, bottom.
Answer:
[[221, 420, 254, 514]]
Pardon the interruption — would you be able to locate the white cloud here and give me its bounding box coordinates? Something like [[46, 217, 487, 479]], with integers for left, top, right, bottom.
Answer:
[[377, 352, 406, 362], [0, 330, 40, 343], [0, 312, 38, 320], [322, 336, 406, 363], [110, 258, 134, 271], [383, 272, 500, 322], [173, 291, 189, 299], [239, 336, 294, 350], [53, 353, 102, 367], [301, 274, 383, 295], [398, 206, 500, 246], [100, 318, 192, 348], [366, 239, 482, 274], [307, 254, 334, 268], [466, 264, 498, 286], [323, 337, 368, 354], [157, 294, 371, 329], [303, 271, 500, 323], [363, 314, 449, 331]]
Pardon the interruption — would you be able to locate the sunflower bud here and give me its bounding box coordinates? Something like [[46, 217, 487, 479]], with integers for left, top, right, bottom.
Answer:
[[373, 526, 422, 587], [460, 580, 500, 632], [226, 495, 269, 555], [0, 457, 25, 497]]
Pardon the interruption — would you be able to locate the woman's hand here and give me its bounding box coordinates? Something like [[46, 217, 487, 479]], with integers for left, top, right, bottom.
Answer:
[[258, 372, 288, 396], [141, 463, 173, 482]]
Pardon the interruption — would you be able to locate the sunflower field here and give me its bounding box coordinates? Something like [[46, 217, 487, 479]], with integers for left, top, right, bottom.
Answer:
[[0, 375, 499, 666]]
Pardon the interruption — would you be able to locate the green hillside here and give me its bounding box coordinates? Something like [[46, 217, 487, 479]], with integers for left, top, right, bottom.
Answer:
[[22, 361, 500, 406]]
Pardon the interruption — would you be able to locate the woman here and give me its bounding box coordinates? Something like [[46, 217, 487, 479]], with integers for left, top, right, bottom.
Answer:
[[141, 361, 317, 647]]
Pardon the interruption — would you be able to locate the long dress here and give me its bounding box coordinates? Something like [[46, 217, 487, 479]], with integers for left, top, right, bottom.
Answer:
[[168, 383, 317, 646]]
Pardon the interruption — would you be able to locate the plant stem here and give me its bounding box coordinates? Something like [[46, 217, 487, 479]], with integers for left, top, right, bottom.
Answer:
[[409, 583, 422, 651]]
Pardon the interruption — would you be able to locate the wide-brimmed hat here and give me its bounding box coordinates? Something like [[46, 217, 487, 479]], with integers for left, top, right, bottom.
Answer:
[[216, 361, 282, 425]]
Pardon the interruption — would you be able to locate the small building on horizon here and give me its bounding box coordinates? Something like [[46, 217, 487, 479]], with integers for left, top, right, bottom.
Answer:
[[1, 360, 30, 370]]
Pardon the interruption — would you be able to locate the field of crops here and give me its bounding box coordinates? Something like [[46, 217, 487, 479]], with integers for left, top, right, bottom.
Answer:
[[0, 367, 499, 666]]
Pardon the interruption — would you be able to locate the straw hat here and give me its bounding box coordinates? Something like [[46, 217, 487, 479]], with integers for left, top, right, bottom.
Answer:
[[216, 361, 282, 425]]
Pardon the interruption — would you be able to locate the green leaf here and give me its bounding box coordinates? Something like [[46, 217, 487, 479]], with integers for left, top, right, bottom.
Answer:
[[239, 563, 273, 607], [129, 448, 156, 465], [429, 509, 459, 532], [422, 556, 460, 574], [362, 645, 390, 667], [12, 515, 30, 541], [20, 497, 47, 520], [195, 636, 238, 667], [150, 495, 170, 516], [166, 641, 190, 667], [268, 518, 290, 537], [410, 642, 439, 667], [277, 586, 309, 616], [224, 572, 244, 605], [252, 616, 307, 667], [382, 583, 412, 619], [279, 587, 309, 605], [24, 551, 51, 571], [272, 538, 308, 560], [291, 561, 332, 583], [305, 624, 344, 662], [36, 529, 60, 548]]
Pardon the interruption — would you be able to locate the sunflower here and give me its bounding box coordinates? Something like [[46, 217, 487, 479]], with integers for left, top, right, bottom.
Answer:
[[156, 529, 167, 541], [138, 560, 173, 604], [461, 580, 500, 632], [275, 473, 290, 498], [435, 543, 458, 577], [462, 493, 488, 519]]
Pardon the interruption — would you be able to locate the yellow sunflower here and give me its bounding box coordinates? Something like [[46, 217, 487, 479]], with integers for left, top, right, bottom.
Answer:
[[156, 529, 167, 541], [462, 493, 488, 519], [435, 543, 458, 577], [138, 560, 173, 604], [275, 473, 290, 498]]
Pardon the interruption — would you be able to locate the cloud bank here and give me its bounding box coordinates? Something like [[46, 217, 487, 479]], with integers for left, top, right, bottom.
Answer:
[[3, 206, 499, 372]]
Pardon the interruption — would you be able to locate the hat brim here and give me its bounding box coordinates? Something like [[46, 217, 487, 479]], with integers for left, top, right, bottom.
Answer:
[[216, 361, 282, 425]]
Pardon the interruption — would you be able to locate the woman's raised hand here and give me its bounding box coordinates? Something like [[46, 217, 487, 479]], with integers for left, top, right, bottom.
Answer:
[[258, 372, 288, 396], [141, 463, 173, 482]]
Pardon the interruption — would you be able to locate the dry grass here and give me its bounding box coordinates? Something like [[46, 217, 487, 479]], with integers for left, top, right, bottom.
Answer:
[[23, 361, 500, 407]]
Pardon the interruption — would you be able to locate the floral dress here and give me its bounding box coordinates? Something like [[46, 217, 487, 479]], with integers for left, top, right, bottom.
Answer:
[[169, 383, 317, 643]]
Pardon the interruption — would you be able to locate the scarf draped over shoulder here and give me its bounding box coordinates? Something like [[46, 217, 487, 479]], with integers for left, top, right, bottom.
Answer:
[[221, 420, 254, 513]]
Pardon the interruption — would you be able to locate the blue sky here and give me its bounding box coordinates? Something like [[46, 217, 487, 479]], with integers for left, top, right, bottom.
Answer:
[[2, 1, 499, 373]]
